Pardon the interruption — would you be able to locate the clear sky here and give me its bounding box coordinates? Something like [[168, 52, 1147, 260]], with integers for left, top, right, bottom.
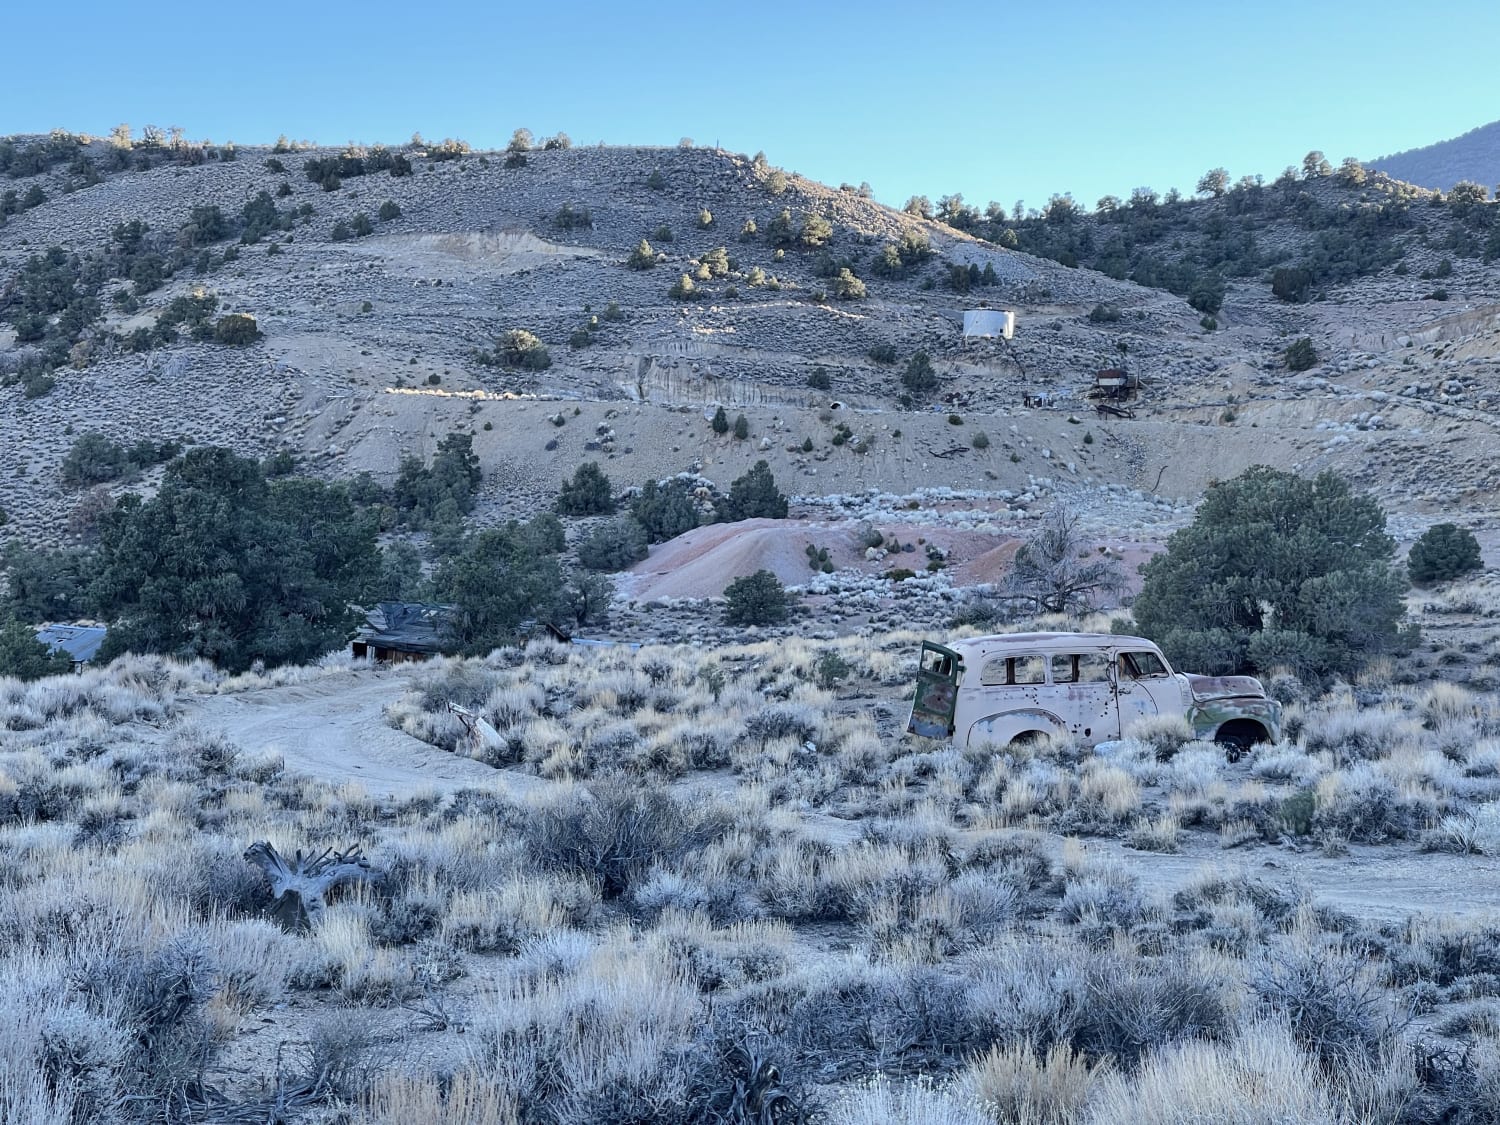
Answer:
[[5, 0, 1497, 214]]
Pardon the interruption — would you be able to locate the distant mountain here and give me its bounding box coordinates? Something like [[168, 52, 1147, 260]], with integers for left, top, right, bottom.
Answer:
[[1369, 120, 1500, 193]]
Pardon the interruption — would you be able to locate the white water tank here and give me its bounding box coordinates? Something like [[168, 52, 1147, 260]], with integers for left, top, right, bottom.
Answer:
[[963, 309, 1016, 339]]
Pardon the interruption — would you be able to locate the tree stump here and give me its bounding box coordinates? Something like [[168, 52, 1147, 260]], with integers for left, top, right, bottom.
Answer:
[[243, 841, 375, 931]]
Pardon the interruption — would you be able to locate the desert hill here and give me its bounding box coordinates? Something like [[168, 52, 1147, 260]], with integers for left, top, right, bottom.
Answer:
[[1370, 119, 1500, 192], [1, 131, 1499, 558]]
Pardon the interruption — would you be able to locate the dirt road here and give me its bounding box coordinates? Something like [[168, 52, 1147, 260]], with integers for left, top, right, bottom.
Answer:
[[185, 669, 536, 798]]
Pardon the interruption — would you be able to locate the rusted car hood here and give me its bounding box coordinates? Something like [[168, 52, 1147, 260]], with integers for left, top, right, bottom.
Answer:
[[1182, 673, 1267, 703]]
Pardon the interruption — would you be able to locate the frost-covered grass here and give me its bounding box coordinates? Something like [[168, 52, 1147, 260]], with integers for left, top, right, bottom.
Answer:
[[4, 637, 1500, 1121]]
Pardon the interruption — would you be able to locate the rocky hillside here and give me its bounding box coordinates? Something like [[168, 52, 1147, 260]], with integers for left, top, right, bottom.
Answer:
[[2, 132, 1499, 553], [1370, 119, 1500, 192]]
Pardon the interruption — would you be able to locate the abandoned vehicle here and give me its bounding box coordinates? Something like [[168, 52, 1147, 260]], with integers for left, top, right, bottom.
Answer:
[[908, 632, 1281, 758]]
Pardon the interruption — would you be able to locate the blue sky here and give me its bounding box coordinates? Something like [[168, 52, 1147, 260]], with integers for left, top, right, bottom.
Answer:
[[5, 0, 1497, 213]]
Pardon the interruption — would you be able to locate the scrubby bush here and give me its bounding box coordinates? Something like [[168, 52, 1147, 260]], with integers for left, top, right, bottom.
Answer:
[[669, 273, 703, 301], [724, 569, 792, 626], [627, 239, 657, 269], [1283, 337, 1318, 371], [1127, 466, 1413, 677], [719, 460, 787, 522], [556, 462, 615, 516], [902, 351, 938, 394], [833, 267, 867, 299], [214, 313, 261, 345], [577, 516, 648, 571], [59, 432, 130, 487], [0, 613, 72, 679], [1407, 523, 1482, 586], [484, 328, 550, 370], [631, 478, 700, 543]]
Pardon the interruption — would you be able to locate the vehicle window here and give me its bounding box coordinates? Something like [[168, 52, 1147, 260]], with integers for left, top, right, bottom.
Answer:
[[1052, 653, 1111, 683], [1012, 655, 1045, 684], [980, 654, 1046, 686], [1121, 650, 1169, 678], [1078, 653, 1111, 682]]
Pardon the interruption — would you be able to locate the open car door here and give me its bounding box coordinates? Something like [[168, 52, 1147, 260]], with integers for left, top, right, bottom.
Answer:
[[908, 642, 962, 738]]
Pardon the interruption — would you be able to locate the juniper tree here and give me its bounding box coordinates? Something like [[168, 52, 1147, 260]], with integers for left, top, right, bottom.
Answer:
[[556, 462, 615, 516], [1127, 466, 1413, 677]]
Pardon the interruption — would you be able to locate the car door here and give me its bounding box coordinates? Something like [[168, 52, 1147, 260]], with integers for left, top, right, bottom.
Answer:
[[1051, 652, 1120, 741], [1116, 649, 1171, 727], [908, 642, 961, 738]]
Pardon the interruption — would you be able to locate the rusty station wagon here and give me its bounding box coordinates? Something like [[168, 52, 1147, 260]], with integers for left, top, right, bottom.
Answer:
[[908, 632, 1281, 758]]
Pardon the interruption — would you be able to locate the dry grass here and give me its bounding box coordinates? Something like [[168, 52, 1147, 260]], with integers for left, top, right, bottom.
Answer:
[[4, 635, 1500, 1119]]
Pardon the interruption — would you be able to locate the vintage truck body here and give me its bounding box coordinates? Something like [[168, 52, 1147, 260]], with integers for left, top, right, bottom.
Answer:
[[908, 632, 1281, 756]]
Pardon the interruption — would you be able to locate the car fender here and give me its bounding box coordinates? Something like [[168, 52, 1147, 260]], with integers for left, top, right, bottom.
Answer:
[[967, 707, 1068, 747]]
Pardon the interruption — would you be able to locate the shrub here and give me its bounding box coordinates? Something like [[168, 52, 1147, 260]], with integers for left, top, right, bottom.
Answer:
[[497, 329, 551, 369], [1088, 303, 1122, 323], [732, 414, 750, 440], [669, 273, 702, 301], [807, 367, 832, 391], [627, 239, 657, 269], [60, 432, 129, 487], [971, 431, 990, 449], [833, 267, 867, 299], [577, 516, 649, 571], [553, 202, 592, 230], [630, 477, 700, 542], [1408, 523, 1483, 585], [868, 343, 898, 364], [555, 462, 615, 516], [1252, 944, 1400, 1071], [214, 314, 261, 345], [719, 460, 788, 521], [378, 200, 400, 220], [711, 405, 730, 435], [1283, 337, 1318, 371], [700, 245, 730, 277], [1007, 506, 1124, 614], [1271, 267, 1313, 303], [1127, 466, 1413, 677], [799, 213, 833, 249], [902, 351, 938, 393], [525, 783, 727, 898], [724, 569, 792, 626], [0, 613, 73, 679]]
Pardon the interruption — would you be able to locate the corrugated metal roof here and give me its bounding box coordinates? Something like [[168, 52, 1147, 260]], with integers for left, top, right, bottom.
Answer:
[[35, 624, 108, 663], [355, 603, 457, 653]]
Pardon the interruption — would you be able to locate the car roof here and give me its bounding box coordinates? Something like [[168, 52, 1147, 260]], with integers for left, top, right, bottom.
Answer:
[[948, 632, 1160, 657]]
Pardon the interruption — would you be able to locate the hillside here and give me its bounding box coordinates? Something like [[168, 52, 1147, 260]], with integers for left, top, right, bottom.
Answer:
[[1, 131, 1499, 564], [1370, 119, 1500, 192]]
